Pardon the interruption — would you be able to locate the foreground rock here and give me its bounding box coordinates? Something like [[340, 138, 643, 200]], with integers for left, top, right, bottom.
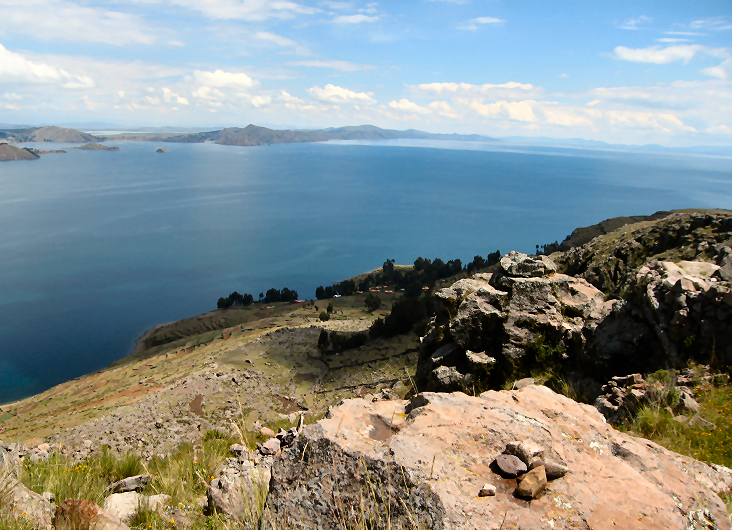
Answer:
[[54, 499, 130, 530], [102, 492, 169, 522], [0, 475, 54, 529], [268, 386, 731, 530]]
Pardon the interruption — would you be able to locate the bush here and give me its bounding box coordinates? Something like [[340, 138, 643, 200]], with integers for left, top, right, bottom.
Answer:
[[319, 312, 330, 322], [364, 294, 381, 312]]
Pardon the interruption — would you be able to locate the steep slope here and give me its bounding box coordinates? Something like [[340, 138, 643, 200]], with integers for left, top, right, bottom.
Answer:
[[0, 126, 100, 143]]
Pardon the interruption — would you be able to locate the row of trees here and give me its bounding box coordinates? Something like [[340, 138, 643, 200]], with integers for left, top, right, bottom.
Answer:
[[314, 251, 501, 300], [217, 286, 298, 309]]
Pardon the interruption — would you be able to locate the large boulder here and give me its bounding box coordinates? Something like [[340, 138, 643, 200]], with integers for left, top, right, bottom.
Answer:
[[102, 492, 169, 522], [268, 387, 731, 529]]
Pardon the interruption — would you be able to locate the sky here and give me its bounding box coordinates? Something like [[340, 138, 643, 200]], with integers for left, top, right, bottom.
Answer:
[[0, 0, 730, 146]]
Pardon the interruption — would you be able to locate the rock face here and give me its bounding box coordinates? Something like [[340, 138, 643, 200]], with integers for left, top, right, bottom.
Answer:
[[102, 492, 169, 522], [418, 251, 615, 391], [268, 386, 731, 530]]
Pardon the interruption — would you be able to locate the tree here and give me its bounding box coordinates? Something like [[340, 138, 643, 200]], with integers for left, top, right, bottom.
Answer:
[[364, 293, 381, 312], [327, 302, 334, 314], [318, 329, 329, 350], [217, 297, 232, 309], [319, 311, 330, 321]]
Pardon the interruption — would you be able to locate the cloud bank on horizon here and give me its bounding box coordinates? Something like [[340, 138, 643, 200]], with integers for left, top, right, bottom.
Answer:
[[0, 0, 730, 146]]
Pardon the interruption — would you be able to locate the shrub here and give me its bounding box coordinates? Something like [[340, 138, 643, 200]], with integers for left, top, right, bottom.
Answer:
[[319, 312, 330, 322]]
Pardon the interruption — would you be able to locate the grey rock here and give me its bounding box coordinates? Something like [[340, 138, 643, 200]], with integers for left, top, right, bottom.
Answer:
[[494, 454, 527, 478], [505, 440, 544, 465], [229, 444, 245, 456], [105, 474, 150, 494], [528, 459, 569, 480], [500, 251, 557, 278], [679, 392, 701, 413], [429, 365, 474, 391], [478, 484, 496, 497], [259, 437, 281, 456], [512, 378, 536, 390]]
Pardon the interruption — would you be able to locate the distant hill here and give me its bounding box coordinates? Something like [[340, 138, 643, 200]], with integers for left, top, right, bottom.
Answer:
[[0, 143, 40, 161], [124, 124, 497, 146], [0, 126, 101, 143]]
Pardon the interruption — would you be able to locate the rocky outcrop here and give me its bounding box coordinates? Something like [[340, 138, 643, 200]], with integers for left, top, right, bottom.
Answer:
[[418, 251, 616, 391], [267, 387, 732, 529], [594, 366, 729, 424]]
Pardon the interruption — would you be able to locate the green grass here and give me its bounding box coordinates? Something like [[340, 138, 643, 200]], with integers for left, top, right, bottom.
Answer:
[[620, 377, 732, 513]]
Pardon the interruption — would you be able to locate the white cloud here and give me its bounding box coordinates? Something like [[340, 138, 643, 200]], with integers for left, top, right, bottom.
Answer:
[[690, 17, 732, 32], [193, 69, 259, 90], [606, 110, 696, 133], [0, 0, 157, 45], [657, 38, 690, 43], [707, 125, 732, 134], [613, 44, 729, 64], [162, 0, 320, 21], [559, 73, 569, 78], [288, 59, 375, 72], [162, 87, 189, 105], [1, 92, 23, 100], [465, 99, 539, 122], [410, 81, 539, 100], [0, 43, 95, 89], [457, 17, 505, 31], [388, 99, 430, 114], [252, 31, 298, 47], [700, 59, 730, 79], [308, 84, 376, 104], [427, 101, 461, 119], [618, 15, 651, 30], [333, 14, 378, 23], [278, 90, 304, 104]]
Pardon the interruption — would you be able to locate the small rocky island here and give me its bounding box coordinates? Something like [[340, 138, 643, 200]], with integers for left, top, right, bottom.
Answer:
[[78, 143, 120, 151], [156, 147, 169, 153]]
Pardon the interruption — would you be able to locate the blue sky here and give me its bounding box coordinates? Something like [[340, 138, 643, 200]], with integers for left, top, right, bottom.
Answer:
[[0, 0, 730, 145]]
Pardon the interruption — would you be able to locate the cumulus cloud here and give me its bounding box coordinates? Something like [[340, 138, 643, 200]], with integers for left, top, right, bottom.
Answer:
[[613, 44, 729, 64], [457, 17, 504, 31], [0, 0, 157, 45], [427, 101, 461, 119], [388, 99, 430, 114], [288, 59, 375, 72], [0, 43, 95, 89], [333, 14, 378, 23], [193, 69, 259, 90], [308, 84, 376, 104]]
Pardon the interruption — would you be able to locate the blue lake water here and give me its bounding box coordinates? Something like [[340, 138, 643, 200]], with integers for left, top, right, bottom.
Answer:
[[1, 139, 731, 403]]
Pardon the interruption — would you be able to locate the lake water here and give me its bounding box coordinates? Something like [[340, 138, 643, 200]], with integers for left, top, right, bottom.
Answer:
[[1, 139, 731, 403]]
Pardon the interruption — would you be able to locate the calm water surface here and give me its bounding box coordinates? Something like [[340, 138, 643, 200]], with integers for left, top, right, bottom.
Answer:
[[1, 139, 731, 403]]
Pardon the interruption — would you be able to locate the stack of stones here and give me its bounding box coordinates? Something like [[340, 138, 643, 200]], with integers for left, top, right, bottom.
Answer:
[[488, 440, 569, 500]]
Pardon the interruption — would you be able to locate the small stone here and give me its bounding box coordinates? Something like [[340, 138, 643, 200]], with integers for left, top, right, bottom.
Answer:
[[36, 443, 50, 452], [512, 378, 535, 390], [494, 454, 527, 478], [528, 459, 569, 480], [105, 474, 151, 494], [505, 440, 544, 465], [515, 465, 547, 500], [42, 491, 55, 504], [260, 427, 276, 438], [679, 393, 701, 413], [229, 443, 245, 455], [478, 484, 496, 497], [259, 437, 281, 456]]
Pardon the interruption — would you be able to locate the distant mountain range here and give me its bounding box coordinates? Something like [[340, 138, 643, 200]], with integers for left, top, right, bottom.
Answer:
[[115, 124, 497, 146], [1, 123, 730, 156]]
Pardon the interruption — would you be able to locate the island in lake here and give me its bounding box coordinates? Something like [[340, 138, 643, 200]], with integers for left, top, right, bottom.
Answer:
[[0, 143, 39, 161], [77, 143, 120, 151]]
